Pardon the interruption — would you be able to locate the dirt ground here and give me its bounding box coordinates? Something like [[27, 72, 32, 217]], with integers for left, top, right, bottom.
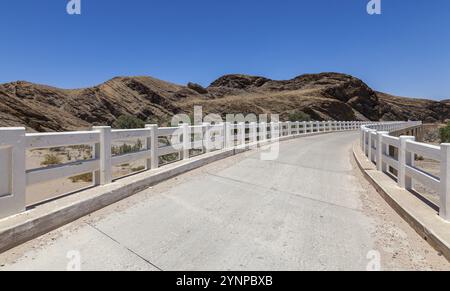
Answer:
[[349, 149, 449, 270]]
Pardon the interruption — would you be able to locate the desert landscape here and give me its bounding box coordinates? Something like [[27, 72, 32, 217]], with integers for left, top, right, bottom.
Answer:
[[0, 72, 448, 132], [1, 72, 449, 206]]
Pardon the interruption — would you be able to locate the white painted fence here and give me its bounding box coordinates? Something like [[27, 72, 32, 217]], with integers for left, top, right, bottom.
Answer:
[[360, 122, 450, 221], [0, 120, 368, 219]]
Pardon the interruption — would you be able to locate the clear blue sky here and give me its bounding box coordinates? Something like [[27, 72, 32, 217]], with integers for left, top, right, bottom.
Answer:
[[1, 0, 449, 100]]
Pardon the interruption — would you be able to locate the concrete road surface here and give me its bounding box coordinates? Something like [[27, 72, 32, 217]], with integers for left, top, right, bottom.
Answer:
[[0, 132, 448, 271]]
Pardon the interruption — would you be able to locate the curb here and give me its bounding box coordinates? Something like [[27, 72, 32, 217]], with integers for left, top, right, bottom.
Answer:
[[352, 142, 450, 261]]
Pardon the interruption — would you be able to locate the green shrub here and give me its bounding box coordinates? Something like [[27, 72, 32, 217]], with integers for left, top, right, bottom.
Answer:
[[113, 115, 145, 129], [440, 122, 450, 143], [288, 111, 311, 122]]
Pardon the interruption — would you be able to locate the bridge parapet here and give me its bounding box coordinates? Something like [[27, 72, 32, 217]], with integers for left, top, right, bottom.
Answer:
[[360, 121, 450, 221], [0, 120, 370, 219]]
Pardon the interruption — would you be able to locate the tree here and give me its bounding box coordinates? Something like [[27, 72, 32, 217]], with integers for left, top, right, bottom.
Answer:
[[288, 111, 312, 122], [113, 115, 145, 129], [440, 122, 450, 143]]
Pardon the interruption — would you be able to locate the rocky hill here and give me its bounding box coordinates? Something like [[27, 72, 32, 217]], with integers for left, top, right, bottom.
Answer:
[[0, 73, 448, 132]]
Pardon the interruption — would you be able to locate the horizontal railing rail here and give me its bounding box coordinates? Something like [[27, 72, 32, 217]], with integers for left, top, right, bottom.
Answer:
[[0, 120, 370, 219], [360, 121, 450, 221]]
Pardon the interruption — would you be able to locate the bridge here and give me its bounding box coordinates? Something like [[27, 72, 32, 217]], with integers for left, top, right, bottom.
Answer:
[[0, 120, 449, 270]]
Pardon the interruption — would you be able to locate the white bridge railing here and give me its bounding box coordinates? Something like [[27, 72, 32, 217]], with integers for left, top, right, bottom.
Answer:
[[0, 120, 368, 219], [360, 121, 450, 221]]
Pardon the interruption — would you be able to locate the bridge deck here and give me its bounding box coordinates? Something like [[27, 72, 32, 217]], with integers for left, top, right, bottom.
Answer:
[[0, 132, 447, 270]]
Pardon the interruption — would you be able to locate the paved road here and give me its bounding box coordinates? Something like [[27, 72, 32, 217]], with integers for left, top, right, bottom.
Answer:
[[0, 132, 447, 270]]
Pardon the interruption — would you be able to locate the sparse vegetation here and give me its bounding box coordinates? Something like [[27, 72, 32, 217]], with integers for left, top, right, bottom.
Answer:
[[112, 139, 143, 155], [440, 122, 450, 143], [69, 173, 93, 183], [113, 115, 145, 129], [131, 166, 145, 172], [288, 111, 311, 122], [41, 154, 62, 166]]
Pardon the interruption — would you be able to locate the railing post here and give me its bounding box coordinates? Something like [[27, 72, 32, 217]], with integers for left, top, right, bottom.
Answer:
[[398, 136, 415, 189], [249, 122, 257, 149], [269, 122, 275, 141], [93, 126, 112, 186], [377, 131, 389, 172], [222, 123, 227, 149], [287, 121, 292, 136], [146, 124, 159, 169], [363, 129, 368, 157], [259, 122, 266, 144], [223, 122, 230, 149], [182, 124, 190, 160], [145, 124, 152, 170], [0, 128, 26, 219], [202, 123, 211, 153], [295, 121, 300, 135], [238, 122, 246, 149], [440, 144, 450, 221], [360, 127, 364, 149], [368, 130, 373, 161]]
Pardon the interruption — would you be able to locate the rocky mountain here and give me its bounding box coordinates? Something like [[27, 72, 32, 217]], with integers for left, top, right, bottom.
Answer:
[[0, 73, 448, 132]]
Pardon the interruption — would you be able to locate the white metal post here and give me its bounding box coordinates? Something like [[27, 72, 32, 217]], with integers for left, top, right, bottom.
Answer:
[[287, 122, 292, 136], [440, 144, 450, 221], [0, 128, 26, 219], [398, 136, 415, 189], [93, 126, 112, 185]]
